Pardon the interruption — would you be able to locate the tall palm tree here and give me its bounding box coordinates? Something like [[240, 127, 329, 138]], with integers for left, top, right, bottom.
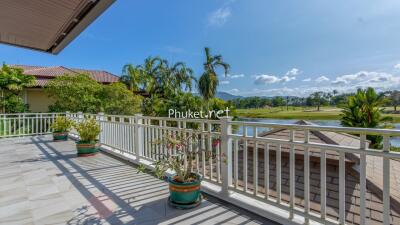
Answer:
[[120, 64, 144, 92], [141, 56, 164, 95], [198, 47, 230, 103]]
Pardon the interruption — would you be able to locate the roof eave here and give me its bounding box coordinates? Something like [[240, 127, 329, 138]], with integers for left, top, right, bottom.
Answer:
[[50, 0, 115, 55]]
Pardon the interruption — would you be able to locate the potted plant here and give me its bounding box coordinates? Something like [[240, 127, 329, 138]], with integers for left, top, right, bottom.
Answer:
[[152, 132, 216, 209], [75, 118, 101, 157], [51, 116, 74, 141]]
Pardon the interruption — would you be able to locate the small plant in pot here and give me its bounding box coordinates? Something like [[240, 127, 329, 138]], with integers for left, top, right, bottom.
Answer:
[[152, 132, 216, 209], [51, 116, 74, 141], [75, 118, 101, 157]]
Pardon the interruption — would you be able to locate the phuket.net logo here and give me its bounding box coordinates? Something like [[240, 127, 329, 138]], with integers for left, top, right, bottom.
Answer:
[[168, 107, 230, 119]]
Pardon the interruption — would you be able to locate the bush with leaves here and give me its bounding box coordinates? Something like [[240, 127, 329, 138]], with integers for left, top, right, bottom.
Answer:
[[46, 74, 142, 115], [340, 87, 392, 148], [51, 116, 74, 133], [0, 64, 36, 113], [46, 74, 102, 113], [100, 82, 142, 115], [151, 132, 218, 182], [75, 118, 101, 143]]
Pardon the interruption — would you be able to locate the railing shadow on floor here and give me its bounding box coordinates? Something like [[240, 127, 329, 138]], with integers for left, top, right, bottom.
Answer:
[[29, 136, 272, 225]]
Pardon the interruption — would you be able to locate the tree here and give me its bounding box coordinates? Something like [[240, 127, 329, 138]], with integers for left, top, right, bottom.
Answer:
[[198, 47, 230, 103], [272, 96, 286, 107], [47, 74, 143, 115], [310, 92, 324, 111], [120, 64, 145, 92], [0, 64, 36, 112], [100, 82, 142, 115], [46, 74, 103, 113], [340, 87, 392, 148], [127, 57, 196, 98], [389, 90, 400, 112]]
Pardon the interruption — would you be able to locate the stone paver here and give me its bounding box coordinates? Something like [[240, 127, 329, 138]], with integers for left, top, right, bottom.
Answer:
[[0, 135, 278, 225]]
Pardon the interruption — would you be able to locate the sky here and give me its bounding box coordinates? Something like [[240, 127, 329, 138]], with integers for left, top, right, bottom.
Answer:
[[2, 0, 400, 97]]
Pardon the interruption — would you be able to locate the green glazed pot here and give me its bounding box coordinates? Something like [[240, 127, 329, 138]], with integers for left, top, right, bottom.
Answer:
[[168, 174, 202, 205], [76, 140, 98, 157], [53, 132, 68, 141]]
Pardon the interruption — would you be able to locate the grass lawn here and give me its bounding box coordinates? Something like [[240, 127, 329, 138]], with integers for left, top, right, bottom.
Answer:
[[236, 106, 400, 123]]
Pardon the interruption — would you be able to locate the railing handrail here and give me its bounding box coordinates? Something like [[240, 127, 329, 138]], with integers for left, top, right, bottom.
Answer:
[[230, 120, 400, 136], [71, 112, 400, 137]]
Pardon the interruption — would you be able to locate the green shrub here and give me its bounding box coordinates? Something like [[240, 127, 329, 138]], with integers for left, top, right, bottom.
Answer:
[[51, 116, 74, 132], [75, 118, 101, 142]]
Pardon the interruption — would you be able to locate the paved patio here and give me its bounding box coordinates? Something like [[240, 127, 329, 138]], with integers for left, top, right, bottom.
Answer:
[[0, 135, 277, 225]]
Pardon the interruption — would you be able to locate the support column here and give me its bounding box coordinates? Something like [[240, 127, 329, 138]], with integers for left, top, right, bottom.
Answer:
[[220, 116, 233, 195]]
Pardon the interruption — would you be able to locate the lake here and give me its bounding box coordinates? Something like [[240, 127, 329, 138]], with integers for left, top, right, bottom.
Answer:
[[238, 118, 400, 147]]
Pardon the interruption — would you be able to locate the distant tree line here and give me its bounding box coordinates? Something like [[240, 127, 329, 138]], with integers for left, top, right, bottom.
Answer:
[[230, 89, 400, 112]]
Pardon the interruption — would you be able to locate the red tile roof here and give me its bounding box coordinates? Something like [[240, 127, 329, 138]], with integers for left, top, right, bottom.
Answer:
[[11, 65, 119, 86]]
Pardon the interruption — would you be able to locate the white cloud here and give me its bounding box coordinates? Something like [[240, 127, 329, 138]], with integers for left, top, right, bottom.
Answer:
[[395, 63, 400, 69], [315, 76, 330, 83], [280, 75, 296, 82], [254, 74, 281, 84], [331, 71, 397, 87], [209, 7, 231, 26], [285, 68, 300, 77], [229, 88, 239, 93], [244, 70, 400, 97], [254, 73, 296, 85], [302, 78, 311, 82], [220, 80, 230, 85], [228, 74, 245, 79]]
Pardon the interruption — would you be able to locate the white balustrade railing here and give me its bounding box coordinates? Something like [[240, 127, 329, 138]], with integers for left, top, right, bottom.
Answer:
[[0, 113, 64, 137], [5, 112, 400, 225]]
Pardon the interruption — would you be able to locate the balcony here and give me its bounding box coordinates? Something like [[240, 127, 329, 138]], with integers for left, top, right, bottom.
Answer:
[[1, 112, 400, 225]]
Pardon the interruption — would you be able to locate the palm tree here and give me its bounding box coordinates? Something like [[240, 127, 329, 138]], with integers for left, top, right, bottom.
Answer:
[[120, 64, 144, 92], [340, 87, 392, 148], [140, 56, 164, 95], [198, 47, 230, 104], [168, 62, 196, 93]]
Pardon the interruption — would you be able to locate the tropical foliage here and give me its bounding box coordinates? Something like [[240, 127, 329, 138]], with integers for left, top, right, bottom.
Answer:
[[51, 116, 74, 132], [151, 132, 215, 182], [198, 47, 230, 103], [121, 57, 195, 97], [340, 87, 392, 148], [46, 74, 142, 115], [100, 82, 142, 115], [122, 52, 234, 119], [0, 64, 36, 112], [75, 118, 101, 142], [46, 74, 102, 113]]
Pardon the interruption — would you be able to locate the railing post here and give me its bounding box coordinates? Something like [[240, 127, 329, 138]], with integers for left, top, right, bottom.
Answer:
[[97, 112, 105, 143], [383, 135, 391, 225], [65, 111, 70, 118], [134, 114, 143, 162], [221, 117, 233, 195], [77, 111, 83, 122]]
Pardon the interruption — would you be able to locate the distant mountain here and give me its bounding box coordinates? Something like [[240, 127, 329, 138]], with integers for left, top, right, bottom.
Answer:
[[216, 92, 243, 100], [192, 92, 242, 101]]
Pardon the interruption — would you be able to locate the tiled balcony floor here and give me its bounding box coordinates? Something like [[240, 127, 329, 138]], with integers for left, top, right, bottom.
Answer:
[[0, 135, 278, 225]]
